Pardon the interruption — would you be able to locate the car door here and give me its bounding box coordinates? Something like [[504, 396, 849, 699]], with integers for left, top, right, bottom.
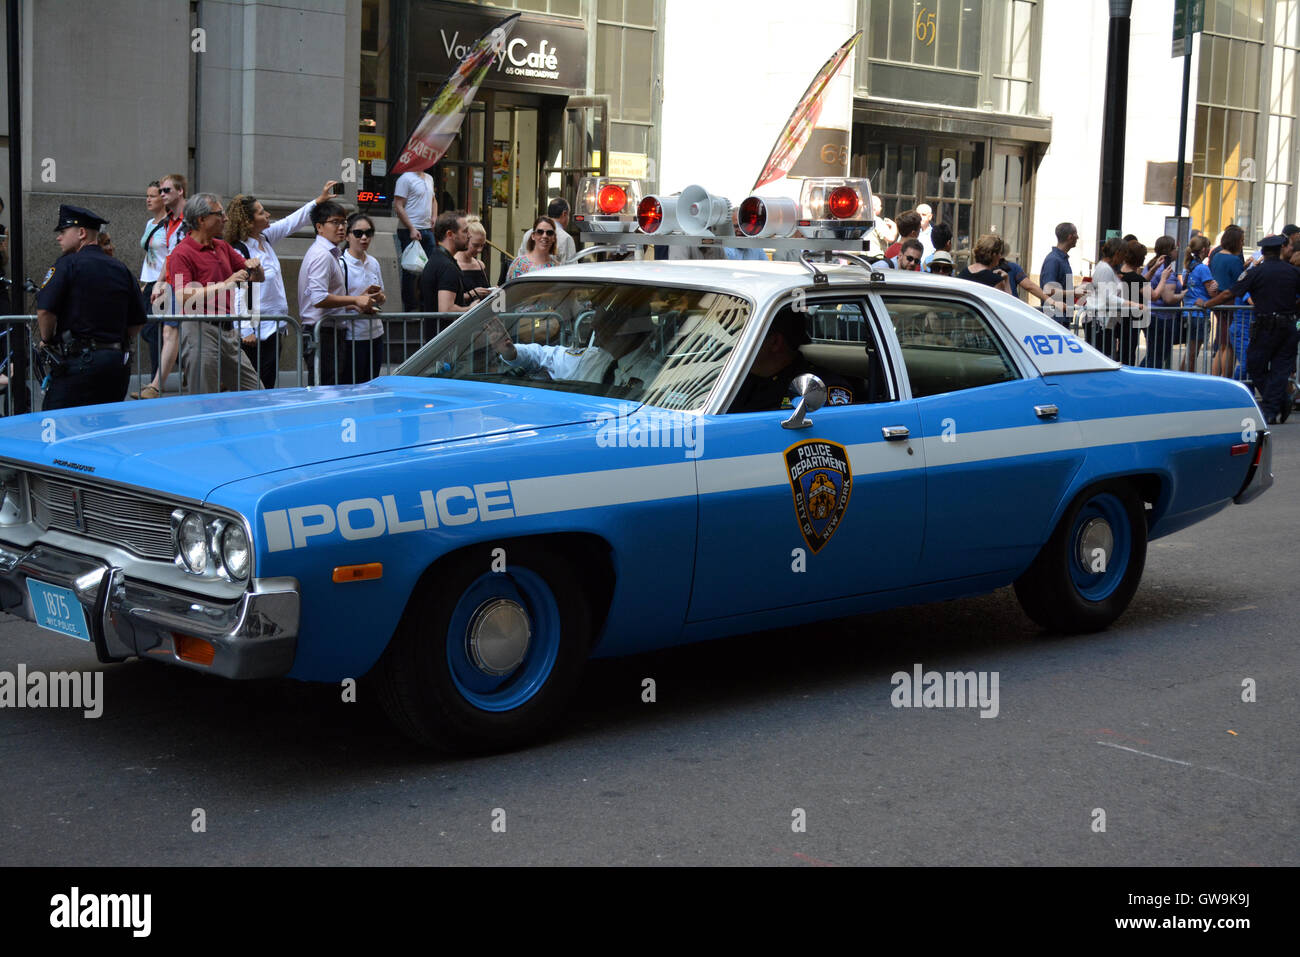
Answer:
[[687, 295, 925, 622], [872, 291, 1086, 581]]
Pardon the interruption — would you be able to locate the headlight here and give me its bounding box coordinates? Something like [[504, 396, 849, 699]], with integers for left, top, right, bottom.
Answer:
[[0, 469, 25, 525], [173, 510, 209, 574], [219, 522, 250, 581]]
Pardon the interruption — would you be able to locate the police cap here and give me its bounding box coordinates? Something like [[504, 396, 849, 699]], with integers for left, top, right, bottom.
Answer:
[[54, 204, 108, 233], [1258, 234, 1287, 250]]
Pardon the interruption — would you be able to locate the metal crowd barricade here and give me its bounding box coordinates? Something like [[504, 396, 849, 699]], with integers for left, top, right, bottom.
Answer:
[[302, 312, 457, 386], [127, 314, 305, 397], [1063, 304, 1256, 381]]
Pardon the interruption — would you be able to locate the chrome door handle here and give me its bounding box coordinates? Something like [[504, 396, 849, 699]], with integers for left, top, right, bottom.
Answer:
[[1035, 404, 1059, 419], [882, 425, 910, 441]]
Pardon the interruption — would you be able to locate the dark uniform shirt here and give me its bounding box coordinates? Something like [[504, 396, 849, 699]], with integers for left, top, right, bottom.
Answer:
[[1229, 258, 1300, 315], [730, 355, 857, 413], [36, 244, 145, 345]]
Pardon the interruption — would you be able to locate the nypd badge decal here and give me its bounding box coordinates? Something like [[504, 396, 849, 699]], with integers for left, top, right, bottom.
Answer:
[[785, 439, 853, 553]]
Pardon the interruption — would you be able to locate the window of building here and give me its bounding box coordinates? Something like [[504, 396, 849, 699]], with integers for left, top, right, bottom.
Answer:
[[1191, 0, 1286, 239], [859, 0, 1038, 114], [596, 0, 659, 157], [359, 0, 393, 210]]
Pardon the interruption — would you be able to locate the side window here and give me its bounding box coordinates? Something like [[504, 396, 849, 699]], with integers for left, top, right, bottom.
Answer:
[[726, 299, 892, 413], [882, 297, 1020, 398]]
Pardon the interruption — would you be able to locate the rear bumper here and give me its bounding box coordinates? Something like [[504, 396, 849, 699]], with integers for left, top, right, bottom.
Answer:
[[0, 542, 298, 678], [1233, 428, 1273, 505]]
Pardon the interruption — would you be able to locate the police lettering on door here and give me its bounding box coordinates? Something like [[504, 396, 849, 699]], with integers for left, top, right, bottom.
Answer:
[[263, 482, 515, 552]]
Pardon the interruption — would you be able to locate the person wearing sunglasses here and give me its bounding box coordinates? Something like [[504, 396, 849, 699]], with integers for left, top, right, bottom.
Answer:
[[336, 212, 387, 384], [223, 180, 340, 388], [926, 250, 955, 275], [507, 216, 559, 280], [896, 239, 925, 272], [131, 173, 188, 399]]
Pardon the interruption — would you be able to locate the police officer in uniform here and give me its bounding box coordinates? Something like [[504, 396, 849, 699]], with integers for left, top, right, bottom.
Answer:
[[1201, 234, 1300, 424], [729, 308, 858, 412], [35, 205, 146, 410]]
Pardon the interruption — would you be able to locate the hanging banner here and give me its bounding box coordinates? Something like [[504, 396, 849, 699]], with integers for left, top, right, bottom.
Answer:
[[391, 12, 520, 175], [752, 31, 861, 191]]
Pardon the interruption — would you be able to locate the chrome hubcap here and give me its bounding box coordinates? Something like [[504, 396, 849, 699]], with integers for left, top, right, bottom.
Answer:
[[467, 598, 531, 675], [1077, 517, 1114, 574]]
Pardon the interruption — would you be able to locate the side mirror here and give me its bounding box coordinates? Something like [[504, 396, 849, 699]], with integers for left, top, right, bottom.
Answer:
[[782, 374, 826, 430]]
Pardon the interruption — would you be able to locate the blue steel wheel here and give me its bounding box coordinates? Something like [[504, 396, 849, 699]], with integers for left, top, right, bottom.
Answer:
[[1014, 481, 1147, 635], [375, 542, 592, 753]]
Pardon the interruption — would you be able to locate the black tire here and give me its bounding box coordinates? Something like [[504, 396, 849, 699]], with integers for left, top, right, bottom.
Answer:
[[374, 541, 592, 753], [1013, 480, 1147, 634]]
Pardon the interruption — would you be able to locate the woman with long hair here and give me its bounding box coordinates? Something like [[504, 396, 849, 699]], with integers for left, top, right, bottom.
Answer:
[[337, 212, 387, 384], [507, 216, 558, 280], [1180, 234, 1216, 372], [225, 180, 338, 388], [1141, 235, 1184, 368], [1206, 225, 1246, 378], [457, 216, 491, 294]]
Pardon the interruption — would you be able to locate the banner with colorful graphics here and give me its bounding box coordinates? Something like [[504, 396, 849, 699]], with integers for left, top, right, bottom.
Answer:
[[391, 13, 520, 175], [751, 31, 861, 191]]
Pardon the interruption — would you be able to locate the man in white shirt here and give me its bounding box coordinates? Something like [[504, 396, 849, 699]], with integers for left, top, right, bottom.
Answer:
[[516, 197, 576, 265], [917, 203, 935, 259], [393, 169, 437, 312], [298, 200, 380, 384]]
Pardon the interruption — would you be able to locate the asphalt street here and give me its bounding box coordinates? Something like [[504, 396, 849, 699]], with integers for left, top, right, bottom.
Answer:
[[1, 428, 1296, 867]]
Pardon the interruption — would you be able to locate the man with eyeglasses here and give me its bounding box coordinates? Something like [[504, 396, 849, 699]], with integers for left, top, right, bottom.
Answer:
[[298, 199, 380, 385], [167, 193, 266, 395], [897, 240, 925, 271]]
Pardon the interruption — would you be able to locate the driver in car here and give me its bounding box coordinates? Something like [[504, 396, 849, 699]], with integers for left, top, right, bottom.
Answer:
[[729, 308, 856, 412], [485, 308, 653, 385]]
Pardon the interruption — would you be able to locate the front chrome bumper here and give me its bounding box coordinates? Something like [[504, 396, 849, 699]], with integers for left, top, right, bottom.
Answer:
[[0, 542, 299, 678]]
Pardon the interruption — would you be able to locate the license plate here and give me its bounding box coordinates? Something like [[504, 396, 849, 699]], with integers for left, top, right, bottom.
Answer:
[[26, 579, 92, 642]]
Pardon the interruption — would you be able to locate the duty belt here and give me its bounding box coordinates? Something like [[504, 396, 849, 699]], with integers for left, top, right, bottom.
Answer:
[[58, 338, 123, 357]]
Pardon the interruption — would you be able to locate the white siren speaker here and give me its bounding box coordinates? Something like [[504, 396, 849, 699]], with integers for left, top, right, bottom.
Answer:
[[678, 184, 733, 236]]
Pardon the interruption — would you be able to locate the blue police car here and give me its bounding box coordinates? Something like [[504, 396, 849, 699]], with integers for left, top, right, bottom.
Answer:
[[0, 260, 1273, 751]]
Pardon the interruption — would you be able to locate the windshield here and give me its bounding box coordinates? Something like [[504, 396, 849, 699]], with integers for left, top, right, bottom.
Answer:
[[397, 280, 752, 411]]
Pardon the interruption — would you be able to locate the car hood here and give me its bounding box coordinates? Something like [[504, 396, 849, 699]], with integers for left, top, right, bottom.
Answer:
[[0, 378, 625, 501]]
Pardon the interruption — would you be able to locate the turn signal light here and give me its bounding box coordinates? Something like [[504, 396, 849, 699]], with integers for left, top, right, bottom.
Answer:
[[173, 633, 216, 666], [333, 563, 384, 583]]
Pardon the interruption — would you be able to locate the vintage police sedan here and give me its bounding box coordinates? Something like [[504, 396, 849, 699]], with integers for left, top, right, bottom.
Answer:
[[0, 260, 1273, 751]]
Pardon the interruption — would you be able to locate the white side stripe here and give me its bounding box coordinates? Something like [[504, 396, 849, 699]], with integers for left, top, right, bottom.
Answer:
[[506, 406, 1258, 516], [509, 462, 696, 517]]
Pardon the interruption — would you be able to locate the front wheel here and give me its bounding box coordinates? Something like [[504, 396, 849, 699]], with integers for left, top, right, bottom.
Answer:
[[375, 542, 592, 752], [1013, 482, 1147, 634]]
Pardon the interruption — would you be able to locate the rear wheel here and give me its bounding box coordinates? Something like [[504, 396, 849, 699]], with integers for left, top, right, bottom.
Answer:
[[375, 542, 591, 752], [1014, 481, 1147, 634]]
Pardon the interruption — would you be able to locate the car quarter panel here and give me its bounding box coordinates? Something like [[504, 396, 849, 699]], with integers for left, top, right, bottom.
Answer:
[[1038, 368, 1263, 543], [210, 419, 700, 679]]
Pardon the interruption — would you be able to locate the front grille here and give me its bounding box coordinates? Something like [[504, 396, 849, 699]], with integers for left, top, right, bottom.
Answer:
[[27, 474, 176, 561]]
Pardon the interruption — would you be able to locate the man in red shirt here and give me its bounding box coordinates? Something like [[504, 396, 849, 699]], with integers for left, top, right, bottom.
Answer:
[[168, 192, 265, 394]]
